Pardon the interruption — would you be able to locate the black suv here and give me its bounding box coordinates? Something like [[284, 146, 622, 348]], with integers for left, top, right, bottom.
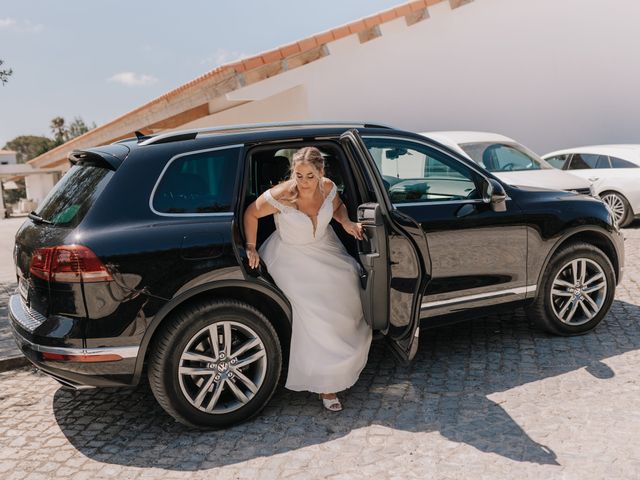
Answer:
[[10, 122, 624, 427]]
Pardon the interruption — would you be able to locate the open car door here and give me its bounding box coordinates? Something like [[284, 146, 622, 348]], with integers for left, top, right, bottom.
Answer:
[[340, 129, 431, 363]]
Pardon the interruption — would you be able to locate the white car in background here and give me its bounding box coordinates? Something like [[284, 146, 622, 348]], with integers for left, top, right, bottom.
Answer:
[[419, 131, 592, 194], [543, 145, 640, 227]]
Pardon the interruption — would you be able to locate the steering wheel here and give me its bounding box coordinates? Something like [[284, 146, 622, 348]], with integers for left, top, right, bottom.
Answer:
[[501, 162, 516, 171]]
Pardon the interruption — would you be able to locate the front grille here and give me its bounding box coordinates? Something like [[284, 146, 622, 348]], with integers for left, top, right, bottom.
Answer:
[[570, 188, 591, 195], [9, 294, 47, 332]]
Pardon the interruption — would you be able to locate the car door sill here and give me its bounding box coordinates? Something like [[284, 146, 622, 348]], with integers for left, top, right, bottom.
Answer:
[[421, 285, 536, 310]]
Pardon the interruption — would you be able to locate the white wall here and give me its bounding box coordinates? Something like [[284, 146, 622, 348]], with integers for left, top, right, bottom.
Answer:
[[0, 152, 17, 165], [25, 173, 57, 205], [224, 0, 640, 154]]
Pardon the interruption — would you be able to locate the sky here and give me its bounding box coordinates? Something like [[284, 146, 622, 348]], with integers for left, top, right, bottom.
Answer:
[[0, 0, 404, 147]]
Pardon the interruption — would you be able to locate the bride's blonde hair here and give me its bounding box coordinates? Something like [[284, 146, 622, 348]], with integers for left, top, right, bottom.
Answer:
[[284, 147, 325, 203]]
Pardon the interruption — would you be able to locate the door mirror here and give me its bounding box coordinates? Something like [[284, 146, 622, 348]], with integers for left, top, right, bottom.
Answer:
[[481, 178, 507, 212]]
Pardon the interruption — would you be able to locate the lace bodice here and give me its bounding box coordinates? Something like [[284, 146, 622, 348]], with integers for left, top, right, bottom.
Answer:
[[264, 184, 337, 245]]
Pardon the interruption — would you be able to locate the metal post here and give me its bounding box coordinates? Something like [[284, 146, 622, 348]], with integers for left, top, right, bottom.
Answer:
[[0, 179, 6, 218]]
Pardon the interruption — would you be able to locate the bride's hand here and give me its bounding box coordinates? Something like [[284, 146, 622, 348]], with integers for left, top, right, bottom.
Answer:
[[343, 221, 364, 240], [246, 245, 260, 269]]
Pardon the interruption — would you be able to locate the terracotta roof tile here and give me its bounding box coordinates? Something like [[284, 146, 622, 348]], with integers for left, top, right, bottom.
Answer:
[[261, 49, 282, 64], [241, 56, 264, 71], [364, 15, 382, 29], [278, 42, 301, 58], [409, 0, 428, 11], [313, 31, 334, 45], [394, 4, 413, 16], [347, 19, 367, 34], [297, 37, 318, 52], [379, 9, 398, 23], [331, 25, 351, 41]]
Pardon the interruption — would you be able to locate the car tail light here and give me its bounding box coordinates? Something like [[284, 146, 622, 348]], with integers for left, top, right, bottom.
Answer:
[[29, 245, 113, 283]]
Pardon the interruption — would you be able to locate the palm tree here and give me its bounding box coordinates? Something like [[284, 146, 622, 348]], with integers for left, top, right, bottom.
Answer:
[[50, 117, 68, 144], [0, 59, 12, 86]]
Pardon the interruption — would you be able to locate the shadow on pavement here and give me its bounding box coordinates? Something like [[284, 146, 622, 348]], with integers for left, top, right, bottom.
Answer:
[[52, 300, 640, 470]]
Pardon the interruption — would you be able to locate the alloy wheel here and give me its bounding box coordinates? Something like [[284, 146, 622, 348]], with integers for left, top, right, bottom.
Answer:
[[178, 321, 267, 414], [601, 193, 626, 226], [550, 258, 608, 326]]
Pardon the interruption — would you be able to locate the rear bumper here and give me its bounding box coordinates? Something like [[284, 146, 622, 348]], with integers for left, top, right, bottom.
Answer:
[[9, 294, 139, 388]]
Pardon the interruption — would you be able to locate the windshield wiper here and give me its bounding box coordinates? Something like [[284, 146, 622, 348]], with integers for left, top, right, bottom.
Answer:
[[28, 211, 53, 225]]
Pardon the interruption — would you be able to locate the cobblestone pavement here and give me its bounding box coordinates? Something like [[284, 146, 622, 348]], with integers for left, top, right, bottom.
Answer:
[[0, 281, 20, 364], [1, 228, 640, 479]]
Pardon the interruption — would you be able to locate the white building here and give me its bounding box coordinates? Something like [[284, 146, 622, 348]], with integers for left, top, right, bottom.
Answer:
[[28, 0, 640, 172], [0, 150, 17, 165]]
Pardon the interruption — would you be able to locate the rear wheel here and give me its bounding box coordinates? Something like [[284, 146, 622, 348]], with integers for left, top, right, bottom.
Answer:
[[148, 299, 282, 428], [601, 191, 632, 227], [529, 242, 615, 335]]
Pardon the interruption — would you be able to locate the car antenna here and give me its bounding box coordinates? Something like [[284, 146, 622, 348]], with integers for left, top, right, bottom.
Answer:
[[134, 131, 152, 143]]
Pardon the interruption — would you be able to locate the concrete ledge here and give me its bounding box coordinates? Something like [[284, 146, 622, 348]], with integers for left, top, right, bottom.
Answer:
[[0, 354, 29, 373]]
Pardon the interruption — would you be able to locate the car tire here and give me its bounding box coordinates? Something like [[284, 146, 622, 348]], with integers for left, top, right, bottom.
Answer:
[[528, 242, 615, 336], [148, 299, 282, 428], [600, 191, 632, 227]]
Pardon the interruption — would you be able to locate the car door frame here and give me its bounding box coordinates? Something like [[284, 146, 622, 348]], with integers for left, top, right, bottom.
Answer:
[[340, 129, 431, 363]]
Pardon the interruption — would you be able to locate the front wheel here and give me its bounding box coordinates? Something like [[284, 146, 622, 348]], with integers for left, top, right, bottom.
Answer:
[[529, 242, 616, 336], [601, 191, 632, 227], [148, 299, 282, 428]]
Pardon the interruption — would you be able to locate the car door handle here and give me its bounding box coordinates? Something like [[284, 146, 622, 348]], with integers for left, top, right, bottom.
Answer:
[[588, 177, 599, 182]]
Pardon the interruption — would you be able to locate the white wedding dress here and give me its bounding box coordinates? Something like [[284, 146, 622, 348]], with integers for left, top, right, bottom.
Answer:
[[259, 183, 372, 393]]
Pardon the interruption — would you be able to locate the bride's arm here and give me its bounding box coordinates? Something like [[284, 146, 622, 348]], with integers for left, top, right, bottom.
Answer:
[[330, 186, 363, 241], [243, 192, 279, 268]]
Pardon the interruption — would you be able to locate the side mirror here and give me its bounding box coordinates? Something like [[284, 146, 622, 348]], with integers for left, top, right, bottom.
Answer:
[[481, 178, 507, 212]]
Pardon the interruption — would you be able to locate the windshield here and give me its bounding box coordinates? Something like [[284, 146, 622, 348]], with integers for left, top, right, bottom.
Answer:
[[460, 142, 551, 172]]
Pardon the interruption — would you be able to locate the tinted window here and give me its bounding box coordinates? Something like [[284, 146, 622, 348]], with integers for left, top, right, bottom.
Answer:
[[153, 147, 239, 214], [364, 138, 479, 203], [569, 154, 610, 170], [460, 142, 547, 171], [35, 165, 113, 228], [546, 154, 571, 169], [610, 156, 638, 168]]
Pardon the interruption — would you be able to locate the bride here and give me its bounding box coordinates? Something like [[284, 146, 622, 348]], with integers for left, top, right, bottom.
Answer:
[[243, 146, 372, 411]]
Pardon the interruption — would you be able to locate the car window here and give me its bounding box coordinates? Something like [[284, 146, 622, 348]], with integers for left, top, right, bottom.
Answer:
[[34, 165, 113, 227], [459, 142, 546, 172], [545, 154, 571, 169], [610, 156, 638, 168], [568, 154, 610, 170], [363, 137, 480, 204], [152, 147, 239, 214]]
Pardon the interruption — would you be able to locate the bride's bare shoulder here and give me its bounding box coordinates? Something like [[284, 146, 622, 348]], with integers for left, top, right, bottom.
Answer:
[[270, 180, 295, 201], [322, 178, 336, 191]]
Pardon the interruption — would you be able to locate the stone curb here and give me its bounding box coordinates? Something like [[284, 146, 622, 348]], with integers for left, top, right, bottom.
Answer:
[[0, 354, 29, 373]]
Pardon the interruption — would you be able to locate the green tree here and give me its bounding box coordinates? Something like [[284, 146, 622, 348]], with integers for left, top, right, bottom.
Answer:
[[3, 135, 57, 163], [0, 59, 12, 86], [49, 116, 96, 145], [50, 116, 68, 144], [68, 117, 96, 139]]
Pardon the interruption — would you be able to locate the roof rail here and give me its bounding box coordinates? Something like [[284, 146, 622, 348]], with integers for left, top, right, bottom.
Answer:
[[138, 121, 393, 146]]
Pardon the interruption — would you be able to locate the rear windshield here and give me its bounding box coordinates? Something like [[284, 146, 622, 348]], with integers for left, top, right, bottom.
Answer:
[[34, 165, 113, 227], [460, 142, 551, 172]]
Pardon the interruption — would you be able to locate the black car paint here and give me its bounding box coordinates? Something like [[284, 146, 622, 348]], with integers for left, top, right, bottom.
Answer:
[[9, 126, 624, 389]]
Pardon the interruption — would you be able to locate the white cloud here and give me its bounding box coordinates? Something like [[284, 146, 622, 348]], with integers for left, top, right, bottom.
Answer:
[[107, 72, 158, 87], [201, 48, 249, 68], [0, 17, 43, 33], [0, 18, 17, 29]]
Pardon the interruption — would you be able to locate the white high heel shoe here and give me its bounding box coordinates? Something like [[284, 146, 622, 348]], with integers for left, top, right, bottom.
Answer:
[[319, 394, 343, 412]]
